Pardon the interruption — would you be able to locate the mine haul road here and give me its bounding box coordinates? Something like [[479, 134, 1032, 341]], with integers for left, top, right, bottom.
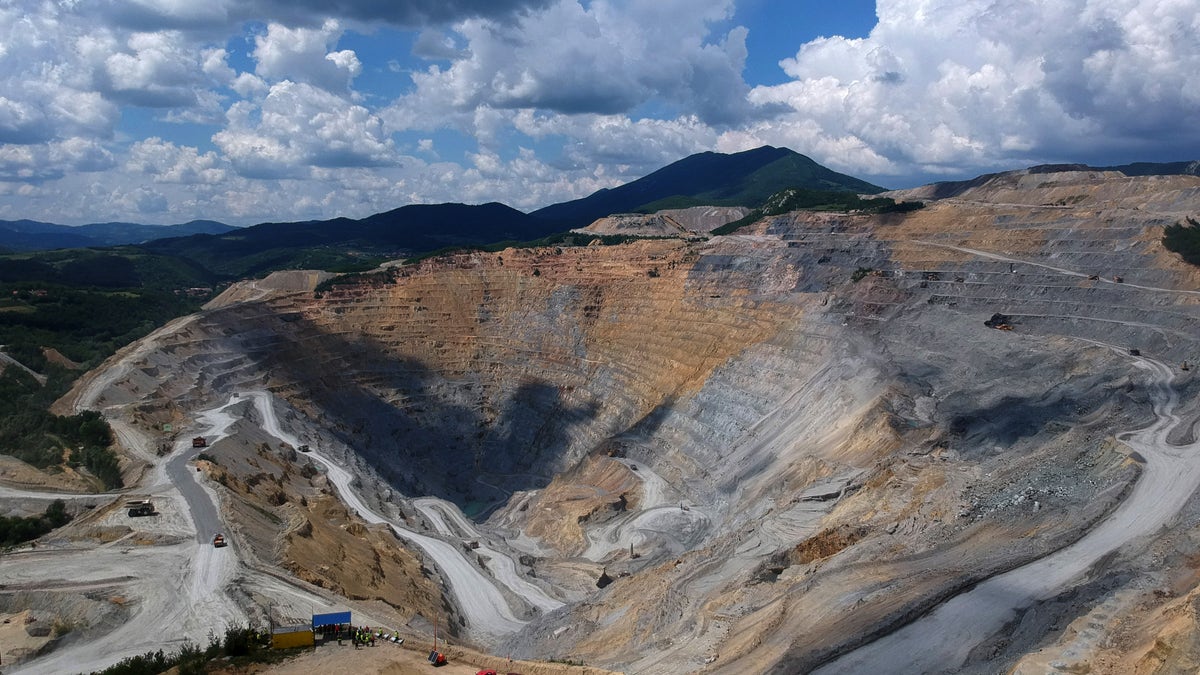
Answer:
[[7, 385, 570, 673], [6, 404, 247, 673], [816, 351, 1198, 673], [240, 390, 558, 641], [413, 498, 564, 614], [5, 392, 349, 674]]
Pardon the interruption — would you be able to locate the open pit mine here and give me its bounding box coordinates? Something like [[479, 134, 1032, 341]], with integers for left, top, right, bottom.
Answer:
[[6, 167, 1200, 674]]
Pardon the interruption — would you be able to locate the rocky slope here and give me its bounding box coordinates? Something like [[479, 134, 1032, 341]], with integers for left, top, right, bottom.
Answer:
[[48, 167, 1200, 674]]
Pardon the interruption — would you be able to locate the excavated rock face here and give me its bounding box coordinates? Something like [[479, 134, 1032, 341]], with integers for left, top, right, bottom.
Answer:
[[575, 213, 690, 237], [189, 239, 811, 509], [64, 171, 1200, 673], [659, 206, 752, 233], [576, 206, 750, 237]]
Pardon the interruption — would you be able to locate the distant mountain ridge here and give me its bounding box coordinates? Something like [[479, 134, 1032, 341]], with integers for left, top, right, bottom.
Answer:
[[530, 145, 885, 227], [0, 219, 235, 252], [141, 202, 547, 277], [6, 147, 882, 261], [138, 146, 886, 277], [10, 153, 1196, 262]]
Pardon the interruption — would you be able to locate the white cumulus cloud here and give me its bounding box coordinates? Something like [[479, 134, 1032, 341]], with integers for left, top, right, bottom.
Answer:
[[103, 31, 209, 107], [127, 137, 227, 184], [389, 0, 753, 131], [213, 81, 397, 178], [85, 0, 555, 32], [253, 20, 362, 92], [0, 138, 114, 183], [4, 0, 1200, 225], [728, 0, 1200, 179], [0, 6, 120, 145]]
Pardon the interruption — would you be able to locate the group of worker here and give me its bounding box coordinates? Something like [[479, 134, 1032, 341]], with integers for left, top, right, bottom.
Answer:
[[352, 626, 377, 648], [316, 622, 348, 643], [353, 626, 406, 648], [370, 628, 404, 646], [318, 623, 404, 648]]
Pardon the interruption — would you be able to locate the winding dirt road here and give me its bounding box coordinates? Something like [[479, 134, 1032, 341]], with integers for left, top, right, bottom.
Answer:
[[413, 499, 564, 613], [239, 390, 555, 641]]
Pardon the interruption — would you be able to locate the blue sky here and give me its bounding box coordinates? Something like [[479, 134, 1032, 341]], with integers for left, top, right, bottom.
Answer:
[[1, 0, 1197, 225]]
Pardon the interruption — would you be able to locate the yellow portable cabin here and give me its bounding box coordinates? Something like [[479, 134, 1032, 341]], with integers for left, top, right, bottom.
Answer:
[[271, 625, 314, 649]]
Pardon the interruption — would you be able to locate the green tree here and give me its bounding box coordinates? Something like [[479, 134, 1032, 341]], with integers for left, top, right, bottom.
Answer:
[[1164, 217, 1200, 266], [45, 499, 70, 527]]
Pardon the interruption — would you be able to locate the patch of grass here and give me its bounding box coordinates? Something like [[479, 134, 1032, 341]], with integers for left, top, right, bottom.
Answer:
[[710, 211, 763, 236], [52, 617, 76, 637], [711, 188, 924, 236]]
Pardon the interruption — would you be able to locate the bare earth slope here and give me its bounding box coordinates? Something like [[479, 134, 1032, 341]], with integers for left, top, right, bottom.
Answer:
[[10, 169, 1200, 674]]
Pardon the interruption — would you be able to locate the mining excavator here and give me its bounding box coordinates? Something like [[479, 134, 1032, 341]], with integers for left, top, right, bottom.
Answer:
[[984, 312, 1014, 330], [126, 499, 156, 517]]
